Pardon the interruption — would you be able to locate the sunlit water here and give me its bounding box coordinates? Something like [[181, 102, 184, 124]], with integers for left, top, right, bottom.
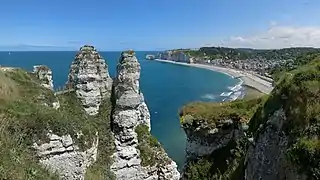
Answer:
[[0, 51, 240, 169]]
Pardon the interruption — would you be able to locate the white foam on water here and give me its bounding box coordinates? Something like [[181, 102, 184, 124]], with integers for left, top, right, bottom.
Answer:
[[228, 91, 243, 101], [220, 91, 233, 97], [201, 94, 217, 100], [228, 79, 244, 92]]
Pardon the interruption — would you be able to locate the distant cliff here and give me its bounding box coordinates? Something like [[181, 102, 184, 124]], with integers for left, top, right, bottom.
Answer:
[[179, 55, 320, 179], [156, 50, 193, 63], [0, 46, 179, 180]]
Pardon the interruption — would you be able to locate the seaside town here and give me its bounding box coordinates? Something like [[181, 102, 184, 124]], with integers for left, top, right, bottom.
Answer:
[[152, 47, 320, 79]]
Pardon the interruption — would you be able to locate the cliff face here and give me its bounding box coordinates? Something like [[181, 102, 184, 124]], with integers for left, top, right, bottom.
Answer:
[[32, 132, 99, 180], [66, 45, 113, 115], [110, 51, 180, 180], [157, 50, 191, 63], [245, 59, 320, 180], [245, 109, 305, 180], [0, 46, 180, 180], [180, 58, 320, 180], [180, 98, 264, 179], [33, 65, 54, 90]]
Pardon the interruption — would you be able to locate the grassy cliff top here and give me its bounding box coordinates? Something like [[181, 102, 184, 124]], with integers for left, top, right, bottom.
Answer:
[[249, 58, 320, 178], [0, 68, 115, 179], [180, 97, 267, 128]]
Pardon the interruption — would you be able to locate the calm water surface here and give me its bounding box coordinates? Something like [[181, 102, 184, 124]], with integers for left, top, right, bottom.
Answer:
[[0, 51, 239, 169]]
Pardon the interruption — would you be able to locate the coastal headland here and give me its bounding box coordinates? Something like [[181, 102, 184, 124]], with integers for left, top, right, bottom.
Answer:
[[154, 59, 274, 95]]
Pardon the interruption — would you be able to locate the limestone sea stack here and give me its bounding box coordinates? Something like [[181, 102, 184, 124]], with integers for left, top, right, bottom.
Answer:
[[66, 45, 113, 115], [33, 65, 54, 90], [110, 50, 180, 180]]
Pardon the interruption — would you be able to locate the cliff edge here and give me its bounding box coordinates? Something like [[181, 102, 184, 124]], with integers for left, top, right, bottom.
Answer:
[[245, 58, 320, 180], [179, 56, 320, 180], [0, 46, 180, 180], [110, 50, 180, 180], [180, 98, 265, 179]]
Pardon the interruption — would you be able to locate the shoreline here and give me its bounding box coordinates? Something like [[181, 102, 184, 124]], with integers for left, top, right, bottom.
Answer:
[[154, 59, 274, 95]]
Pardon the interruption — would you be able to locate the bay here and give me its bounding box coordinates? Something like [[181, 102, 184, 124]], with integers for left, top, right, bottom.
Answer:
[[0, 51, 239, 169]]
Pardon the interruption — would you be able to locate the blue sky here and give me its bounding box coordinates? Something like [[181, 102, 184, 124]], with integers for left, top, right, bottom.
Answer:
[[1, 0, 320, 51]]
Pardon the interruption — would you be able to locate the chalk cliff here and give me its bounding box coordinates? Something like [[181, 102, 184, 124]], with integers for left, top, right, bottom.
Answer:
[[180, 98, 263, 179], [33, 65, 54, 90], [0, 46, 180, 180], [110, 50, 180, 180], [66, 45, 113, 115], [244, 59, 320, 180], [179, 58, 320, 180]]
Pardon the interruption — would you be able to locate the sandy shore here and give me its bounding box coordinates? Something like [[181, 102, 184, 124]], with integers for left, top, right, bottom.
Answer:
[[154, 59, 274, 94]]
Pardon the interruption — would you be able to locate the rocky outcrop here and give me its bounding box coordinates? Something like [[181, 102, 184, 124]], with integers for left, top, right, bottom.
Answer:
[[110, 50, 180, 180], [33, 65, 54, 90], [31, 45, 113, 179], [183, 116, 245, 159], [244, 60, 320, 180], [179, 98, 264, 179], [66, 45, 113, 115], [33, 132, 99, 180], [179, 59, 320, 180], [245, 109, 306, 180]]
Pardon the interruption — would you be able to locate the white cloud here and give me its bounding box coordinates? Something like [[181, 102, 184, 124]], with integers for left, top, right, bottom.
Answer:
[[221, 25, 320, 49]]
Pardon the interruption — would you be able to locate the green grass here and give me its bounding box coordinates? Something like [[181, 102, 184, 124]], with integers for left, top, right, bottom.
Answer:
[[180, 97, 267, 129], [243, 86, 265, 100], [249, 58, 320, 179], [0, 68, 115, 179], [135, 124, 170, 167], [183, 137, 247, 180]]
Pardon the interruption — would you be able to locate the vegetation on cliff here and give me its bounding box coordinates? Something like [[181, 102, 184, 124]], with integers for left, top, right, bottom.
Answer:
[[271, 52, 320, 82], [180, 53, 319, 179], [180, 97, 267, 129], [135, 124, 170, 167], [183, 137, 247, 180], [180, 97, 267, 180], [0, 68, 115, 179], [179, 47, 320, 60], [249, 57, 320, 178]]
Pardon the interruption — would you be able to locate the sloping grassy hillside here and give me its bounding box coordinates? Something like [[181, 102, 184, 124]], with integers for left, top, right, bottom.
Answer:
[[249, 58, 320, 178], [0, 68, 115, 179], [180, 55, 320, 179]]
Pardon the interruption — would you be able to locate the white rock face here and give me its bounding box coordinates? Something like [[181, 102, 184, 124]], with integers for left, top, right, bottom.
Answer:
[[33, 132, 99, 180], [110, 52, 180, 180], [67, 45, 113, 115], [245, 109, 307, 180], [33, 65, 54, 90], [183, 118, 244, 159]]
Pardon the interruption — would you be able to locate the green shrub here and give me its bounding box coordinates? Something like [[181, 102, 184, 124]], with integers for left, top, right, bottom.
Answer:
[[135, 124, 168, 167], [249, 58, 320, 178], [0, 69, 115, 179]]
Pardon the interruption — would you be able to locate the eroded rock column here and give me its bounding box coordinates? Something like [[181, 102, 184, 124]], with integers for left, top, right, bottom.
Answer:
[[66, 45, 113, 115], [110, 50, 180, 180], [33, 65, 54, 90]]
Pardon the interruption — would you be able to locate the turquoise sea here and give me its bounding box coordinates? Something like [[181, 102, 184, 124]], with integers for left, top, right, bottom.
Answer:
[[0, 51, 240, 169]]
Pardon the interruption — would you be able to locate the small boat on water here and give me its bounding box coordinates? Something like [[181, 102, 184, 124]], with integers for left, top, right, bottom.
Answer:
[[145, 55, 155, 60], [8, 52, 11, 55]]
